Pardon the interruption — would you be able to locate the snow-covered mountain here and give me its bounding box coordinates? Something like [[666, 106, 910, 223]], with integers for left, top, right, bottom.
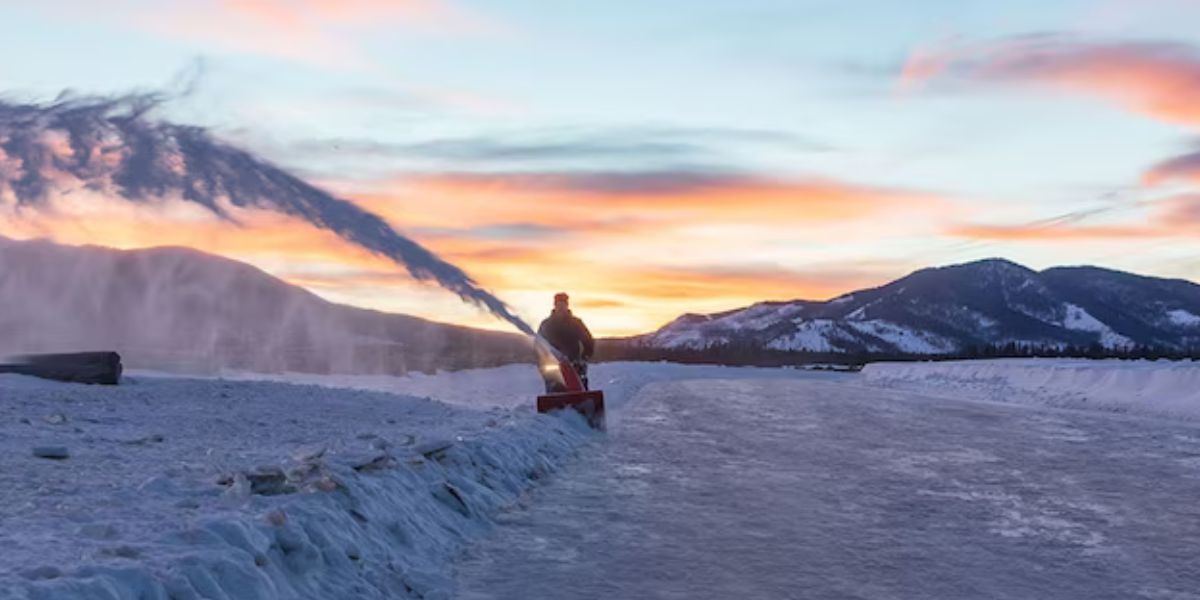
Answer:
[[630, 259, 1200, 356], [0, 237, 532, 374]]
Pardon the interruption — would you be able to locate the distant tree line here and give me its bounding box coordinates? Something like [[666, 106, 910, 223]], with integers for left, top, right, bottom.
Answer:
[[594, 339, 1200, 368], [948, 341, 1199, 362]]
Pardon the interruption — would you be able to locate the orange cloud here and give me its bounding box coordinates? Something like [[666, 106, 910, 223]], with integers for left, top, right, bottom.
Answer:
[[352, 170, 951, 235], [0, 190, 531, 329], [0, 163, 959, 336], [279, 262, 845, 307], [902, 36, 1200, 127], [325, 170, 955, 334], [947, 223, 1166, 241], [605, 264, 886, 303], [340, 171, 953, 310], [274, 256, 897, 335], [0, 191, 397, 287], [580, 263, 904, 334]]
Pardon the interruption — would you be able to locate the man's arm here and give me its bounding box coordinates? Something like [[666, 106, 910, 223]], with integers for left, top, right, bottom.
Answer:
[[577, 318, 595, 360]]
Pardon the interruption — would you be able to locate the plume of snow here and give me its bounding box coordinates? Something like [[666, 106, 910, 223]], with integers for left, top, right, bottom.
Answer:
[[0, 92, 535, 335]]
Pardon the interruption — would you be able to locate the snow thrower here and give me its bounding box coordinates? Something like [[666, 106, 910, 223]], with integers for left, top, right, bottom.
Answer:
[[536, 356, 605, 431]]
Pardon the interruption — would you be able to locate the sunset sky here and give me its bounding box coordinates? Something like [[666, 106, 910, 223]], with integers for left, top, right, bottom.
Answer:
[[2, 0, 1200, 335]]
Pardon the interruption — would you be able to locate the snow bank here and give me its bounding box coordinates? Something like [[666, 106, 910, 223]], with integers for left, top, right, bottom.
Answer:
[[862, 359, 1200, 418], [0, 374, 597, 600]]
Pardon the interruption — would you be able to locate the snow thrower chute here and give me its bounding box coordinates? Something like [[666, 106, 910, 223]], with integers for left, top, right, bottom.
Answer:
[[535, 345, 605, 431]]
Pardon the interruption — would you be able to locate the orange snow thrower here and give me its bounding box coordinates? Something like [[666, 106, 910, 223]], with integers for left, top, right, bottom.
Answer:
[[537, 359, 605, 431]]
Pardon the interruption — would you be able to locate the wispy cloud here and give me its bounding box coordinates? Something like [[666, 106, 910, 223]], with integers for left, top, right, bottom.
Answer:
[[278, 125, 831, 180], [946, 194, 1198, 241], [411, 222, 571, 241], [902, 34, 1200, 127], [291, 135, 704, 164], [1144, 149, 1200, 185]]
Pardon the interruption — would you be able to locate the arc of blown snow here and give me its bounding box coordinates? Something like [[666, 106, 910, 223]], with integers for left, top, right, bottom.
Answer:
[[179, 135, 537, 337], [0, 94, 535, 337]]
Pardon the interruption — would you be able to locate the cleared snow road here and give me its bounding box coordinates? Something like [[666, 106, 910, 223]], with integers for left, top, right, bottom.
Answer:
[[454, 378, 1200, 599]]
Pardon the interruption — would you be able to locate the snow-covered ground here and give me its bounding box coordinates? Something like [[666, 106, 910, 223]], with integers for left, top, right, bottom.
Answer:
[[0, 362, 825, 600], [7, 358, 1200, 599], [0, 376, 593, 600], [862, 359, 1200, 419], [455, 374, 1200, 599]]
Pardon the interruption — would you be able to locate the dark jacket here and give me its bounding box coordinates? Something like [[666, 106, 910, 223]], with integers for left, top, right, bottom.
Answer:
[[538, 309, 595, 362]]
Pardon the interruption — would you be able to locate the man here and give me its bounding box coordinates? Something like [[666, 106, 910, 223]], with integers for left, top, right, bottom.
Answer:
[[538, 292, 595, 389]]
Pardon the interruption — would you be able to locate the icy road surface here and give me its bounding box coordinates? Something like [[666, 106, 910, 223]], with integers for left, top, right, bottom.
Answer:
[[455, 378, 1200, 599]]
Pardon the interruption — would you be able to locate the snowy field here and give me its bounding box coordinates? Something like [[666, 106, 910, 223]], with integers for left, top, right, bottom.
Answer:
[[0, 362, 823, 600], [862, 359, 1200, 419], [5, 358, 1200, 599]]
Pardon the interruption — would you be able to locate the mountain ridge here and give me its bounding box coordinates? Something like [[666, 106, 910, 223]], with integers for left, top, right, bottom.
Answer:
[[619, 258, 1200, 358]]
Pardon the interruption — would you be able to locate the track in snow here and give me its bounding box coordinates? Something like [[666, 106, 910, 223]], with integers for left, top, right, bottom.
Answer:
[[454, 378, 1200, 599]]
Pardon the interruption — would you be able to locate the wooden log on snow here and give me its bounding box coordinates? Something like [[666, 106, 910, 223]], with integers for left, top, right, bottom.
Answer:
[[0, 352, 123, 385]]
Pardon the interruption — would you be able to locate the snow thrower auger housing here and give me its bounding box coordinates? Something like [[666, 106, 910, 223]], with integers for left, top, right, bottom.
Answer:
[[537, 359, 605, 431]]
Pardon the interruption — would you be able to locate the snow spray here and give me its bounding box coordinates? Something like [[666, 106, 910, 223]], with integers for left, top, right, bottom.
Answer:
[[0, 94, 538, 337]]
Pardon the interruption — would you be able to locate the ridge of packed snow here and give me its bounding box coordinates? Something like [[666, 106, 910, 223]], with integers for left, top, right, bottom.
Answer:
[[862, 359, 1200, 419], [0, 373, 596, 600]]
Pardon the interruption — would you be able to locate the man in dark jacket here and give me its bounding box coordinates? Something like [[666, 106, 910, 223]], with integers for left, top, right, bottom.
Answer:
[[538, 292, 595, 389]]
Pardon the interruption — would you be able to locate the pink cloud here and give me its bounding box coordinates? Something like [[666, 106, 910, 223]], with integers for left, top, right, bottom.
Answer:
[[1161, 194, 1200, 223], [76, 0, 495, 68], [218, 0, 481, 31], [902, 35, 1200, 127]]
